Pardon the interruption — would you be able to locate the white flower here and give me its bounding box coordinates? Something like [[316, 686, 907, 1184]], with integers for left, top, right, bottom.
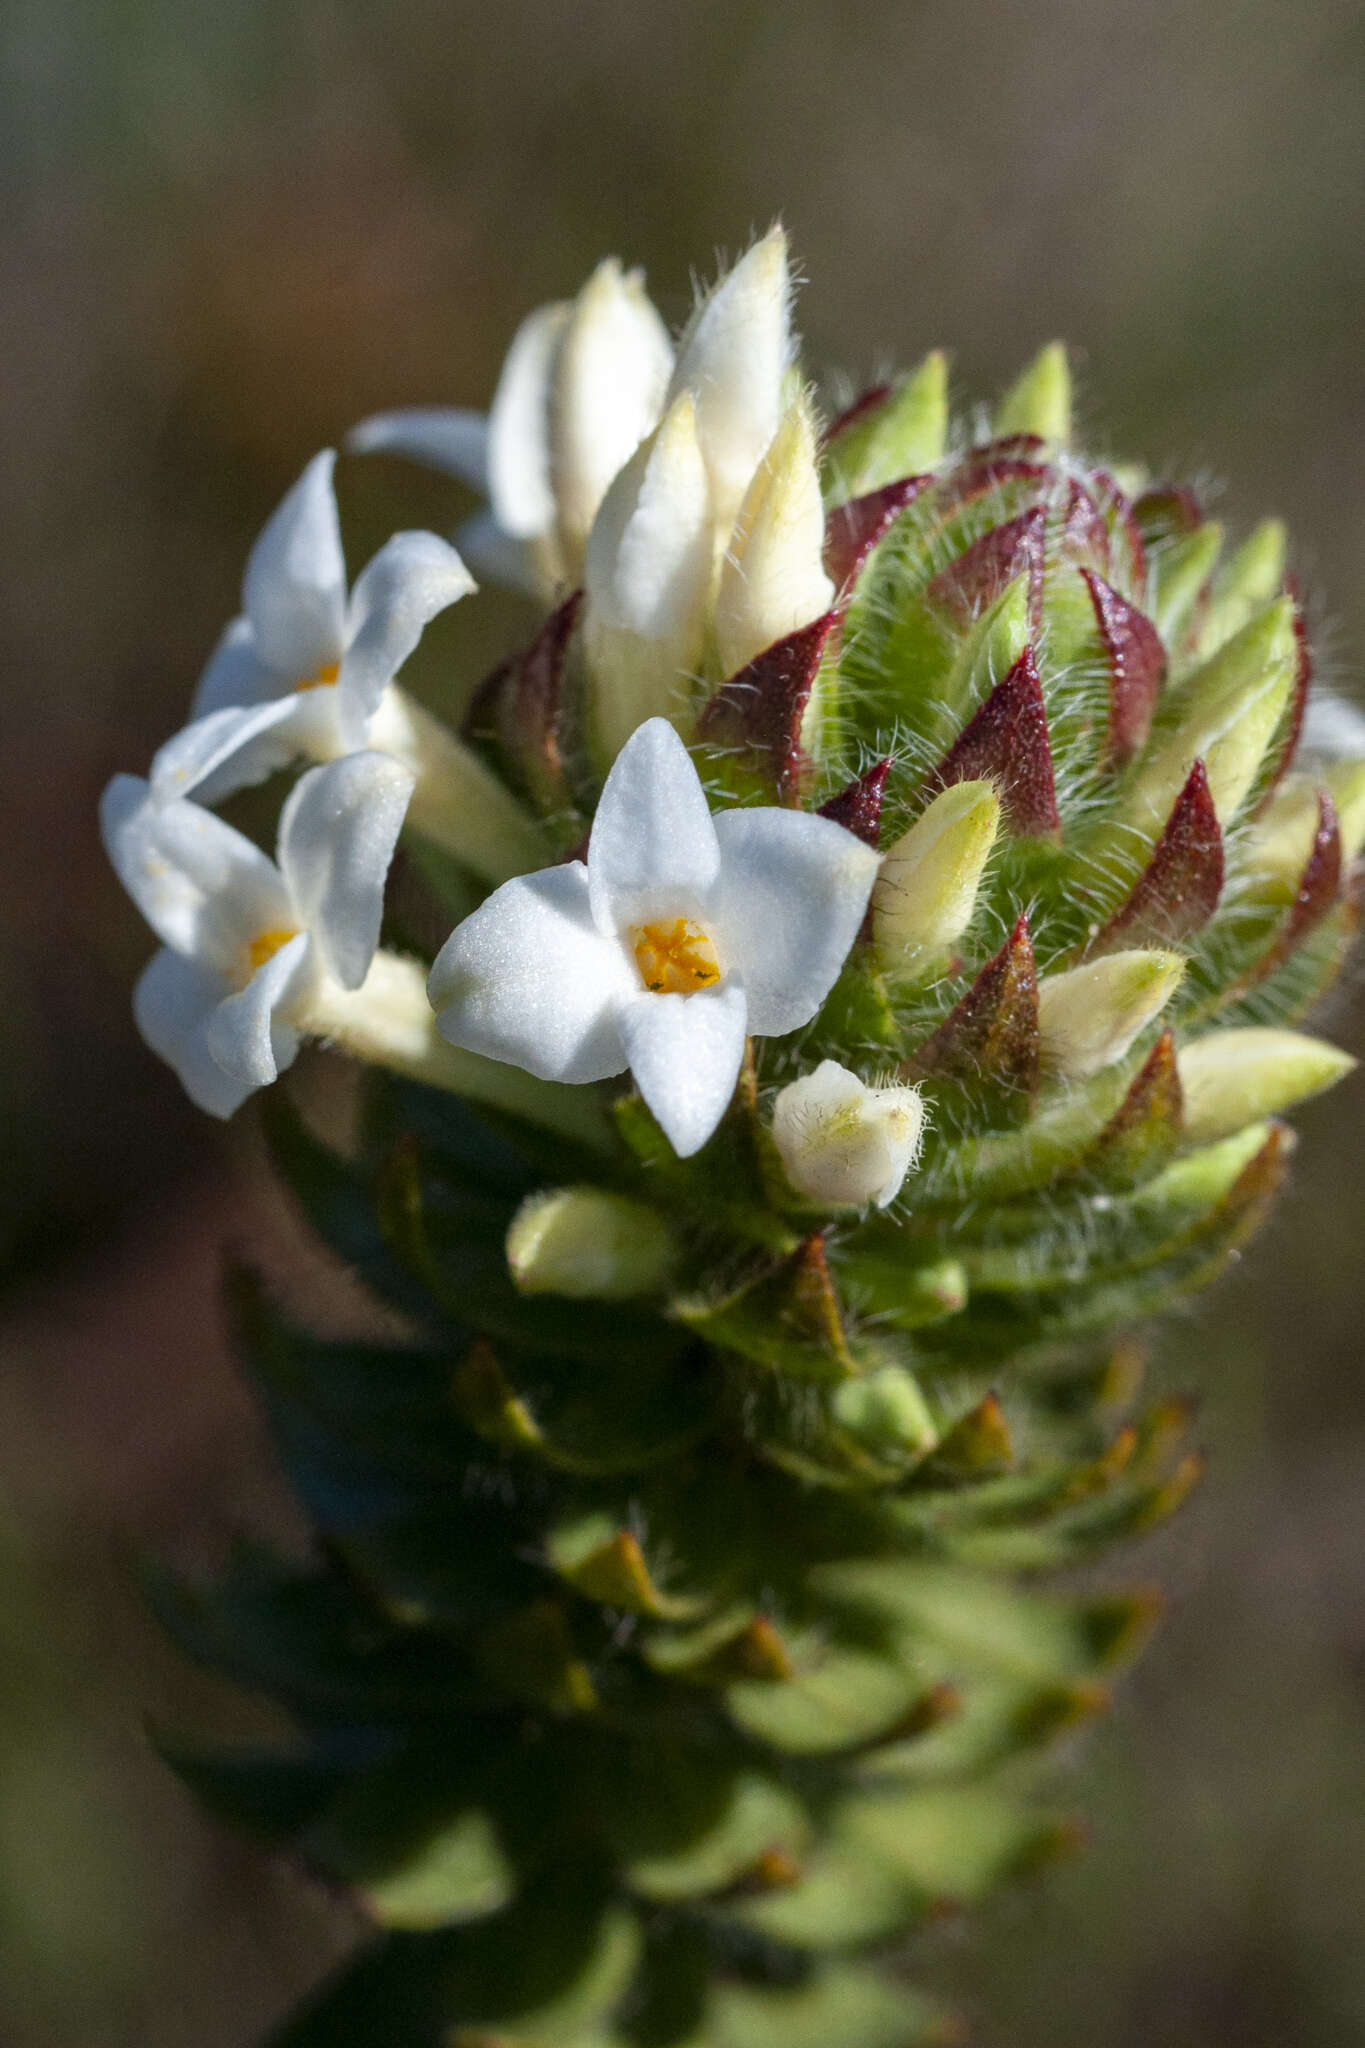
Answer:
[[427, 719, 880, 1157], [350, 259, 673, 596], [149, 450, 475, 814], [771, 1061, 926, 1209], [101, 751, 413, 1116]]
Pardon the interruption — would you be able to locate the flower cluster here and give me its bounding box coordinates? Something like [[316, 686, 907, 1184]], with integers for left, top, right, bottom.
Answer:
[[101, 234, 913, 1185], [103, 228, 1365, 1215]]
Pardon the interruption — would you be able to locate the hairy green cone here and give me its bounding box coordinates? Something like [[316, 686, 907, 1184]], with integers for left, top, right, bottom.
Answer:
[[158, 340, 1359, 2048]]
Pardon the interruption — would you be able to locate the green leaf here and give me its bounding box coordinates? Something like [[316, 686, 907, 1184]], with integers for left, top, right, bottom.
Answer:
[[304, 1737, 516, 1930], [704, 1964, 951, 2048], [267, 1886, 640, 2048]]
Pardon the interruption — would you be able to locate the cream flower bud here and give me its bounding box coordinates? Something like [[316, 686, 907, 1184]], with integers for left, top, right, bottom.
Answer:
[[584, 392, 714, 764], [873, 781, 1001, 970], [667, 227, 792, 538], [772, 1060, 926, 1209], [506, 1187, 676, 1299], [549, 258, 675, 575], [1177, 1028, 1356, 1145], [1037, 950, 1186, 1079], [714, 398, 835, 680]]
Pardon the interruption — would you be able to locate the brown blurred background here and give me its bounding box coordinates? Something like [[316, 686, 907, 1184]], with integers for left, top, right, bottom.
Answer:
[[2, 1, 1364, 2041]]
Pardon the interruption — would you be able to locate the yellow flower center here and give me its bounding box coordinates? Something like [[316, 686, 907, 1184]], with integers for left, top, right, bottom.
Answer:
[[247, 926, 300, 974], [297, 661, 340, 692], [631, 918, 722, 995]]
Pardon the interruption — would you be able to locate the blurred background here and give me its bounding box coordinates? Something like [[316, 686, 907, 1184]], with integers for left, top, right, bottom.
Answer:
[[2, 0, 1364, 2040]]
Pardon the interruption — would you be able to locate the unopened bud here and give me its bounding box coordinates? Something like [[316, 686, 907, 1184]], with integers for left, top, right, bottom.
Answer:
[[714, 399, 835, 680], [772, 1060, 926, 1209], [1152, 523, 1224, 645], [1177, 1028, 1356, 1145], [506, 1187, 676, 1299], [1037, 950, 1185, 1079], [1126, 597, 1297, 834], [873, 781, 1001, 970], [584, 391, 713, 763], [1328, 760, 1365, 865], [994, 342, 1070, 444], [668, 227, 792, 538], [824, 349, 949, 499], [833, 1367, 938, 1455], [549, 258, 674, 573], [1199, 519, 1286, 657]]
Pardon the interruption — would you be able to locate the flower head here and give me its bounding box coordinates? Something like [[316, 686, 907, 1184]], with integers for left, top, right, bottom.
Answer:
[[150, 450, 474, 808], [101, 751, 413, 1115], [427, 719, 880, 1156]]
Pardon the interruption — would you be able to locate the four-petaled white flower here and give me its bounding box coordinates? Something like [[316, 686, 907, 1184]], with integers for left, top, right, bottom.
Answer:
[[101, 751, 413, 1117], [427, 718, 881, 1157], [149, 450, 475, 809]]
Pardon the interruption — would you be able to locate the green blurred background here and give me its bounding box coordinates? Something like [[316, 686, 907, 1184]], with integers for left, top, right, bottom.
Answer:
[[2, 0, 1363, 2040]]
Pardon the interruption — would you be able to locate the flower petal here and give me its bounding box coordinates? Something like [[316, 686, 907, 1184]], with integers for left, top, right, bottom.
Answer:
[[667, 228, 792, 535], [454, 510, 545, 597], [429, 861, 632, 1084], [551, 258, 673, 565], [205, 931, 314, 1087], [487, 301, 572, 541], [242, 450, 348, 681], [584, 392, 713, 763], [192, 615, 279, 716], [587, 717, 721, 933], [132, 948, 254, 1118], [346, 406, 490, 488], [336, 531, 477, 745], [101, 775, 293, 975], [1300, 688, 1365, 762], [713, 807, 880, 1035], [149, 695, 334, 807], [618, 981, 748, 1157], [276, 752, 414, 990]]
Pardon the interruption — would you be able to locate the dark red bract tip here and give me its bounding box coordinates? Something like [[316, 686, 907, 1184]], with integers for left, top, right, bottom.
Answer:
[[824, 476, 930, 594], [926, 646, 1060, 838], [1092, 759, 1224, 952], [696, 611, 838, 804], [904, 914, 1040, 1096], [1082, 568, 1167, 766], [817, 757, 892, 848]]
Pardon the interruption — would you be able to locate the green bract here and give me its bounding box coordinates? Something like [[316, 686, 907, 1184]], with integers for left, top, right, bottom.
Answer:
[[157, 328, 1359, 2047]]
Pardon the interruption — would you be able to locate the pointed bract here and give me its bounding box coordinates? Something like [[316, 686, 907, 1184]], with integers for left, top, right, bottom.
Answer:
[[905, 915, 1040, 1097], [1081, 568, 1167, 765], [927, 646, 1060, 837], [697, 612, 837, 805], [1093, 759, 1224, 951]]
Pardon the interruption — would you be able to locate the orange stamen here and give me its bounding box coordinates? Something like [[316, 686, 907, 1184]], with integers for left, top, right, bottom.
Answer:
[[631, 918, 722, 995], [247, 927, 300, 973], [297, 661, 340, 692]]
